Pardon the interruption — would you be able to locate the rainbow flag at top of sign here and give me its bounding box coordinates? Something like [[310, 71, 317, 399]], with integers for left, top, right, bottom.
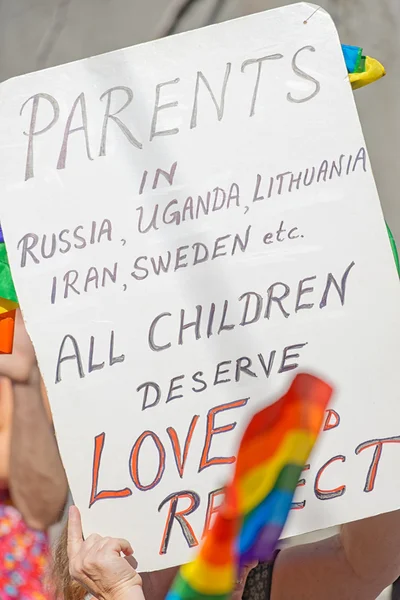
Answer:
[[0, 224, 18, 353], [343, 44, 386, 90], [167, 374, 333, 600]]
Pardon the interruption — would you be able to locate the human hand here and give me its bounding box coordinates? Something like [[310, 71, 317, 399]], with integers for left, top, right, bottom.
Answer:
[[68, 506, 143, 600], [231, 561, 258, 600], [0, 309, 38, 384]]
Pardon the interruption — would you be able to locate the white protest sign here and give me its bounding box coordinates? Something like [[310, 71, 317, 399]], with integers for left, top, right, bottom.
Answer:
[[1, 2, 400, 572]]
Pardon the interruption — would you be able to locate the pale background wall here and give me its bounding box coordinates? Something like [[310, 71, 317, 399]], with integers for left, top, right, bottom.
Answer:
[[0, 1, 397, 597]]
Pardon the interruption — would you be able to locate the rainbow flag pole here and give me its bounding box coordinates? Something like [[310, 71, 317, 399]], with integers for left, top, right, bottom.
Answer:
[[167, 373, 333, 600]]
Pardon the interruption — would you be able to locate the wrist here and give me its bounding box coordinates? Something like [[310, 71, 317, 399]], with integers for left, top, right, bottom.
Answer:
[[110, 590, 144, 600], [108, 576, 144, 600]]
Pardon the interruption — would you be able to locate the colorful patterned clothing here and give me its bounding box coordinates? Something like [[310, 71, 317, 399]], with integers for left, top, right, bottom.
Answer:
[[0, 490, 52, 599]]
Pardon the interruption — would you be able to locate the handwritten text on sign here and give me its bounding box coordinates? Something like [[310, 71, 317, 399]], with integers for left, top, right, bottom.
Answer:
[[1, 4, 400, 571]]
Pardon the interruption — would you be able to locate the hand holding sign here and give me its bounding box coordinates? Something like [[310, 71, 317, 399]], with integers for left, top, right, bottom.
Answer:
[[67, 506, 144, 600]]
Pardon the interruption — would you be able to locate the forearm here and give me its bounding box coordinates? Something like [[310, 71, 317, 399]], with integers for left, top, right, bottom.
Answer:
[[340, 510, 400, 591], [272, 534, 358, 600], [9, 366, 68, 530], [272, 510, 400, 599], [141, 567, 178, 600]]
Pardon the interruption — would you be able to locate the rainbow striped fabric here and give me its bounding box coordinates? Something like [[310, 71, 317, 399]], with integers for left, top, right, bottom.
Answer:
[[167, 373, 333, 600], [342, 44, 386, 90], [0, 223, 18, 353]]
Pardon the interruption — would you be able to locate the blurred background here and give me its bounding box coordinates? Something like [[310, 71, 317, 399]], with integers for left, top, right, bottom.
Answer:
[[0, 1, 398, 598]]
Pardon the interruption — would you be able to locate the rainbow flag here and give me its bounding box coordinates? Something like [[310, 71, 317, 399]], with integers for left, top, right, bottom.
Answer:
[[0, 224, 18, 353], [167, 373, 333, 600], [342, 44, 386, 90], [387, 225, 400, 278]]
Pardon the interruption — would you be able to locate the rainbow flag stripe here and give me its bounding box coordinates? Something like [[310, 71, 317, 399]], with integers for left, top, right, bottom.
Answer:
[[0, 224, 18, 353], [167, 373, 333, 600], [342, 44, 386, 90]]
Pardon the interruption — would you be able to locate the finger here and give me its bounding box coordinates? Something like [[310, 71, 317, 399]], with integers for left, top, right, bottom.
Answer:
[[239, 562, 257, 582], [234, 562, 257, 592], [67, 505, 84, 559], [81, 533, 104, 554], [104, 537, 134, 557], [244, 560, 258, 572]]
